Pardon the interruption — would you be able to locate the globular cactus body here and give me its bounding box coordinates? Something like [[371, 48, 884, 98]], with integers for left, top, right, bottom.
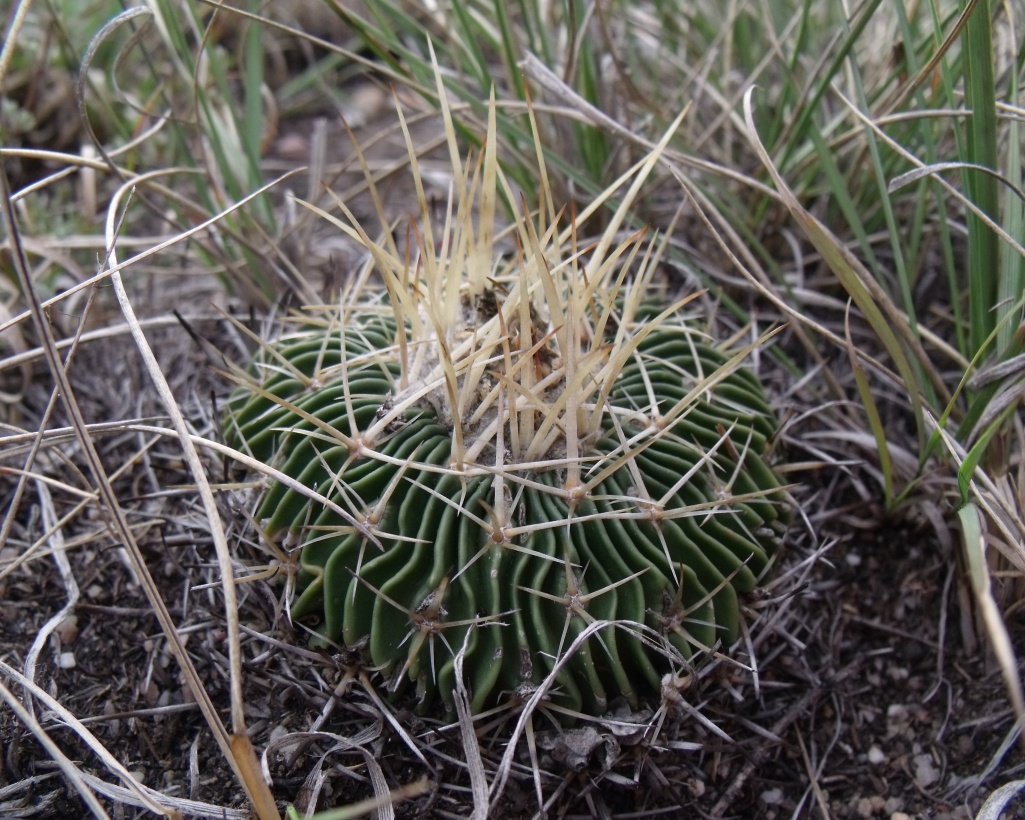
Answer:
[[225, 103, 790, 717]]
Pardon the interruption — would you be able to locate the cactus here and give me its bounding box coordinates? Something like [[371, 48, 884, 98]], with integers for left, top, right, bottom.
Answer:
[[224, 101, 789, 718]]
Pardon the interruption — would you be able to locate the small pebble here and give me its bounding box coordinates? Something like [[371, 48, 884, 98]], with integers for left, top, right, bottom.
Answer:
[[142, 680, 159, 707], [913, 752, 939, 788], [56, 615, 78, 645], [268, 724, 289, 746], [274, 133, 309, 161], [868, 745, 886, 765], [57, 651, 76, 669], [760, 788, 783, 805]]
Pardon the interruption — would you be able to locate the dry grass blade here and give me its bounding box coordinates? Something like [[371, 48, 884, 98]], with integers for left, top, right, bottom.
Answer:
[[0, 659, 180, 817], [883, 0, 978, 114], [22, 481, 80, 706], [487, 619, 666, 809], [0, 165, 276, 815], [741, 87, 948, 432], [76, 7, 153, 180], [956, 503, 1025, 747], [671, 167, 861, 397], [0, 175, 110, 572], [796, 727, 830, 818], [0, 678, 111, 820], [0, 166, 304, 338], [976, 779, 1025, 819], [101, 177, 279, 816], [197, 0, 425, 92], [843, 302, 895, 502], [3, 167, 199, 819], [453, 630, 489, 820], [1, 428, 162, 583], [518, 52, 780, 199], [889, 161, 1025, 203], [286, 777, 430, 820], [0, 314, 228, 374], [0, 0, 31, 87], [924, 408, 1025, 746], [75, 773, 247, 820]]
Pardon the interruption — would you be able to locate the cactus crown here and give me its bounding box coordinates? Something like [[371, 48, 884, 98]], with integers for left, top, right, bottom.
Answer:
[[225, 95, 789, 718]]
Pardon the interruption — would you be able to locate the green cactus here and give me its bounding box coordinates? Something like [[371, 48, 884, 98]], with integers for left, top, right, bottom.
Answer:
[[224, 102, 790, 718]]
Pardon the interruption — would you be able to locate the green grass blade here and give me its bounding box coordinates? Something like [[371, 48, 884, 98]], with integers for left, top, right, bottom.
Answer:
[[958, 404, 1017, 501], [449, 0, 491, 87], [745, 89, 926, 451], [493, 0, 525, 100], [961, 0, 1000, 358], [997, 10, 1025, 356], [846, 303, 895, 504], [776, 0, 884, 167], [242, 4, 266, 180]]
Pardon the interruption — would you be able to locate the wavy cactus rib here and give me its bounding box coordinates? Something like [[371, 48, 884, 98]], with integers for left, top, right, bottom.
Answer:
[[224, 101, 790, 718]]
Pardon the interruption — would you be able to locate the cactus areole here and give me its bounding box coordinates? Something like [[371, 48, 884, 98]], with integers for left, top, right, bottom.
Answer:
[[225, 112, 789, 718]]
